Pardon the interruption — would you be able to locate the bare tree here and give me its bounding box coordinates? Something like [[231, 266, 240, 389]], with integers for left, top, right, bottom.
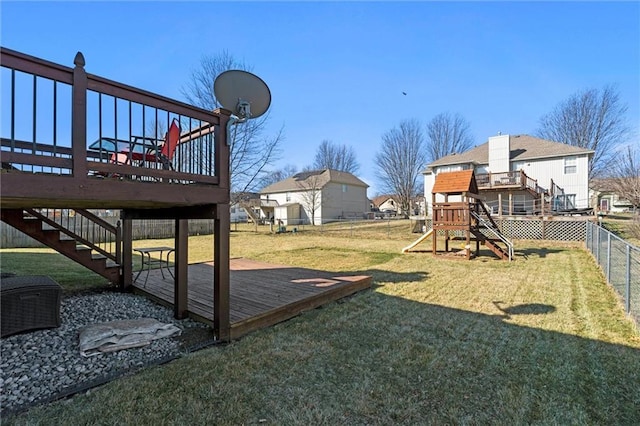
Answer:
[[425, 112, 474, 162], [536, 85, 630, 178], [374, 119, 428, 217], [610, 145, 640, 210], [295, 171, 325, 225], [258, 164, 298, 189], [312, 140, 360, 174], [181, 51, 284, 195]]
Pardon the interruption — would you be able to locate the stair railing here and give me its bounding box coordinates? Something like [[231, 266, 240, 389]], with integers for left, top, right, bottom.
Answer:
[[470, 208, 513, 261], [26, 208, 121, 266]]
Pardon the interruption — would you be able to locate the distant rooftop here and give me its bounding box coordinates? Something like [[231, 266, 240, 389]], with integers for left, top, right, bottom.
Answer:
[[425, 134, 594, 172]]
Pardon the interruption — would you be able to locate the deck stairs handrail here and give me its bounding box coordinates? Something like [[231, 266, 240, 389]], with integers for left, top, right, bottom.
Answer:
[[26, 208, 121, 265], [471, 206, 513, 261], [1, 208, 122, 283]]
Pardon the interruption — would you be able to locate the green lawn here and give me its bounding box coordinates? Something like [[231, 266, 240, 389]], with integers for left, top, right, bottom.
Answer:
[[2, 221, 639, 424]]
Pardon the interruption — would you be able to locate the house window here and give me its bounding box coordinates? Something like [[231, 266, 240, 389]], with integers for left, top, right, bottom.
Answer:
[[342, 184, 347, 193], [512, 161, 525, 171], [564, 156, 577, 174], [286, 193, 291, 202]]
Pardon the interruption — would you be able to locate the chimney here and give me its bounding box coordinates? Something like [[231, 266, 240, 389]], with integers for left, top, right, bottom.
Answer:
[[488, 134, 510, 173]]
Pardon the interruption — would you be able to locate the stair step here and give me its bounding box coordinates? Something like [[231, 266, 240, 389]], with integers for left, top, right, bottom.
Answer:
[[3, 208, 122, 283]]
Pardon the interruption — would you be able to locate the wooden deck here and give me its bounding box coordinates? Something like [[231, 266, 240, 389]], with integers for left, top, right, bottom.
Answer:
[[132, 258, 372, 340]]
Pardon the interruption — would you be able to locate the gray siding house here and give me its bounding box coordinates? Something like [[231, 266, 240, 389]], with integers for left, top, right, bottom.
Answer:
[[260, 169, 369, 225]]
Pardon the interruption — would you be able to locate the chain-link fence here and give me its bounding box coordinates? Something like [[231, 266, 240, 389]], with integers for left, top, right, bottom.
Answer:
[[586, 221, 640, 325]]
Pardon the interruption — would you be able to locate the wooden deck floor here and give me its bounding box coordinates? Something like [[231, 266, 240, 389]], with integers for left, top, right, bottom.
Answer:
[[132, 258, 372, 340]]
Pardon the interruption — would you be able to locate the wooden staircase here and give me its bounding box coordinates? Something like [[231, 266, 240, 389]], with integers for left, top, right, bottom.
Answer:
[[471, 204, 513, 261], [1, 208, 122, 284], [471, 230, 510, 260]]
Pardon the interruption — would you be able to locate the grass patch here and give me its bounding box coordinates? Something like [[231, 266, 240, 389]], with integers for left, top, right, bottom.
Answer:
[[2, 221, 640, 424]]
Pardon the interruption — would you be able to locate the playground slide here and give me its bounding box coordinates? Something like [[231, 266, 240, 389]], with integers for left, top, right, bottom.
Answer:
[[402, 229, 434, 253]]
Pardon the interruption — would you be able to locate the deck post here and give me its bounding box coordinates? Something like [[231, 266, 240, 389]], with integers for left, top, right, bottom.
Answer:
[[214, 203, 231, 341], [213, 110, 232, 342], [71, 52, 87, 178], [508, 193, 513, 216], [432, 193, 437, 255], [174, 219, 188, 319], [121, 217, 133, 291]]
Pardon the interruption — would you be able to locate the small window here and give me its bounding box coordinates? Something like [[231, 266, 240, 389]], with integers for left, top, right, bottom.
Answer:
[[342, 184, 347, 193], [564, 156, 577, 174], [512, 161, 525, 171], [286, 193, 291, 202]]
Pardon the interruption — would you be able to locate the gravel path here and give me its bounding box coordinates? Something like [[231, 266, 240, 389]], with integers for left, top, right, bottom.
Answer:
[[0, 291, 211, 414]]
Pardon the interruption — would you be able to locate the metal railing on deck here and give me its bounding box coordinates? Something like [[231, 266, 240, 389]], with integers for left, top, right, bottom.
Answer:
[[0, 47, 224, 186], [585, 221, 640, 325]]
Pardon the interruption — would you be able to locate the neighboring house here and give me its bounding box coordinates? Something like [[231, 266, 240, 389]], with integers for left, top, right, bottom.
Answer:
[[371, 195, 400, 215], [590, 178, 636, 214], [229, 204, 249, 223], [423, 134, 594, 216], [232, 192, 262, 223], [371, 195, 425, 217], [260, 169, 369, 225]]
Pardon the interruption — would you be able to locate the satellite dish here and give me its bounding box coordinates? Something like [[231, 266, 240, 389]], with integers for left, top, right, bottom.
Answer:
[[214, 70, 271, 121]]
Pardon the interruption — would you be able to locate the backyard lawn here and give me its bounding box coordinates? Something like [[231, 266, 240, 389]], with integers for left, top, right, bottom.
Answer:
[[2, 220, 639, 424]]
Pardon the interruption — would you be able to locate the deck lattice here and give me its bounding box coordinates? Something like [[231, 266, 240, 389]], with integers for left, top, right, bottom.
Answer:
[[133, 258, 371, 339]]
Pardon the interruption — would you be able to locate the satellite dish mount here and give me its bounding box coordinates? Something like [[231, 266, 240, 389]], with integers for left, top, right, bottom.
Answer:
[[214, 70, 271, 140]]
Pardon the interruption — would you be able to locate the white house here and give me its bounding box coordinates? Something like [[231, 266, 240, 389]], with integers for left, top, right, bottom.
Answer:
[[590, 178, 636, 214], [423, 134, 594, 216], [260, 169, 369, 225]]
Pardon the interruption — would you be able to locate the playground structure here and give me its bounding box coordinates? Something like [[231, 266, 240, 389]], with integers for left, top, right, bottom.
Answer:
[[403, 170, 513, 260]]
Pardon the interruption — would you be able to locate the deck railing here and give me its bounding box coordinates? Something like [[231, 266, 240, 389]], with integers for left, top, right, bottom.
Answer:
[[0, 47, 226, 186], [476, 170, 543, 194]]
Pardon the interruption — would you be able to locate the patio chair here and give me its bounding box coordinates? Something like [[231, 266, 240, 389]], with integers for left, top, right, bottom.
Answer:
[[157, 118, 181, 170]]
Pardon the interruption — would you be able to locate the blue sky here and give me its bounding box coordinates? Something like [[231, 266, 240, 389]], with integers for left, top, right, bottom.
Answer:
[[2, 1, 638, 195]]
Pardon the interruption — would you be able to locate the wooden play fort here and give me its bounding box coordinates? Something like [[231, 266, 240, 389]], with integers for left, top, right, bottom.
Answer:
[[404, 170, 513, 260]]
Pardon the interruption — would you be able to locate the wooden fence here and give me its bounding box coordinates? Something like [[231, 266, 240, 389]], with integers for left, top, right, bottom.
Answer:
[[1, 219, 216, 248]]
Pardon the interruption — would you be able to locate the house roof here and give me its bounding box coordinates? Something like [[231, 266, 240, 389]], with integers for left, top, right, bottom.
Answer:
[[425, 134, 595, 171], [371, 195, 398, 208], [432, 170, 478, 195], [260, 169, 368, 194]]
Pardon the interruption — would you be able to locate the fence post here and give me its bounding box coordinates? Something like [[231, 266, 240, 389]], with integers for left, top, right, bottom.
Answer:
[[585, 222, 590, 252], [607, 231, 611, 283], [626, 245, 631, 314], [596, 225, 600, 264]]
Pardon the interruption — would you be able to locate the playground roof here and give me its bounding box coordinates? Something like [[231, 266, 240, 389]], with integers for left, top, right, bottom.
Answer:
[[432, 170, 478, 195]]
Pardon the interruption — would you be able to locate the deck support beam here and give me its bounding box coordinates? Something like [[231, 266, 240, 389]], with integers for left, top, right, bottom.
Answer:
[[174, 219, 188, 319], [213, 203, 230, 342], [213, 112, 231, 342]]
